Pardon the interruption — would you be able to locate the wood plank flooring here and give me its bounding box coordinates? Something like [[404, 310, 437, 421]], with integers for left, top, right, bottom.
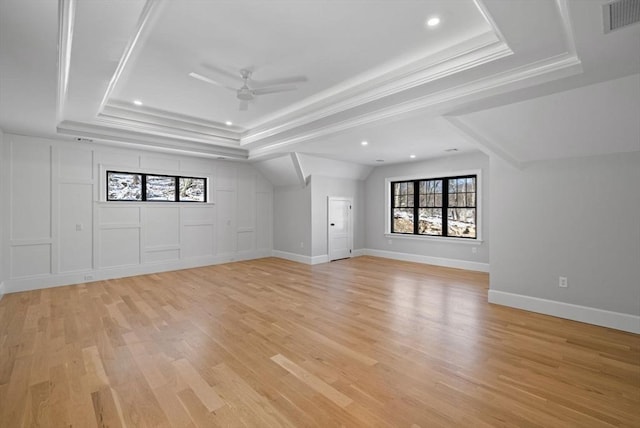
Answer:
[[0, 256, 638, 427]]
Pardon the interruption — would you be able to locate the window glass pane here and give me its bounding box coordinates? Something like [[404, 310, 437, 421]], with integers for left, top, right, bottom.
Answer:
[[393, 209, 414, 233], [447, 208, 476, 238], [400, 182, 407, 194], [418, 208, 442, 235], [467, 193, 475, 207], [399, 195, 406, 207], [419, 194, 426, 206], [435, 180, 442, 192], [394, 196, 399, 207], [408, 183, 414, 195], [457, 192, 466, 207], [146, 175, 176, 201], [420, 181, 427, 193], [435, 194, 442, 207], [107, 172, 142, 201], [467, 177, 475, 192], [448, 179, 456, 193], [448, 194, 457, 207], [408, 195, 414, 208], [394, 183, 401, 195], [457, 178, 466, 192], [179, 177, 206, 202]]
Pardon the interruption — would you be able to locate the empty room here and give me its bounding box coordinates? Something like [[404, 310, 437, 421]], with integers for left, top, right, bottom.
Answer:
[[1, 0, 639, 426]]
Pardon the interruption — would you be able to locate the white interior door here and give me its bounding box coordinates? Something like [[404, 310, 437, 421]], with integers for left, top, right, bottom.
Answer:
[[328, 197, 353, 261]]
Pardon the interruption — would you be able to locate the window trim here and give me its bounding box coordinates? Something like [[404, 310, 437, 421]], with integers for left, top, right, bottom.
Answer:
[[385, 169, 482, 241], [100, 164, 212, 204]]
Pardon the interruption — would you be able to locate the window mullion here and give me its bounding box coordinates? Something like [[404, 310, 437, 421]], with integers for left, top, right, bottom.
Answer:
[[442, 178, 448, 237], [413, 181, 419, 235]]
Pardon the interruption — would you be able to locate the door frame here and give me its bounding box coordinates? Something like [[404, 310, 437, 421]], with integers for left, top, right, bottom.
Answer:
[[328, 196, 353, 261]]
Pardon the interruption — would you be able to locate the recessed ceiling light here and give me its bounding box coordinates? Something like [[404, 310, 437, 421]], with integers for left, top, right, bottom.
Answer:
[[376, 159, 385, 163], [445, 148, 458, 152], [361, 140, 369, 146], [410, 154, 416, 159], [426, 17, 441, 27], [225, 121, 233, 126], [133, 100, 143, 106]]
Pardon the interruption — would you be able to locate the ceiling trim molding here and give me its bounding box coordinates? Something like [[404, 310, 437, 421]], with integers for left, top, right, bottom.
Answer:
[[57, 120, 248, 159], [442, 116, 522, 169], [106, 100, 244, 134], [290, 153, 307, 188], [56, 0, 75, 123], [94, 114, 241, 148], [242, 33, 513, 146], [97, 0, 164, 111], [248, 53, 582, 159], [555, 0, 578, 57], [101, 103, 241, 143]]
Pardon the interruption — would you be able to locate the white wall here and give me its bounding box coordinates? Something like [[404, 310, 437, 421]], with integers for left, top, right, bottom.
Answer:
[[364, 151, 490, 271], [489, 152, 640, 330], [310, 175, 365, 258], [273, 184, 311, 259], [0, 133, 273, 293], [0, 128, 5, 299]]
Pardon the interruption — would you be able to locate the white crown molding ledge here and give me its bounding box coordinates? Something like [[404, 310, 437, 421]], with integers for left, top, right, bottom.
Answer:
[[242, 33, 512, 146], [56, 0, 75, 123], [489, 290, 640, 334], [57, 120, 248, 160], [248, 53, 582, 160]]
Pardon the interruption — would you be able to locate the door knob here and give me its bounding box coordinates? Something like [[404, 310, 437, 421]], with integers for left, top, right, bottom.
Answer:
[[330, 223, 335, 226]]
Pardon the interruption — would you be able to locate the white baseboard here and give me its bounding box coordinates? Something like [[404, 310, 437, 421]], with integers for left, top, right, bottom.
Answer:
[[0, 282, 4, 301], [4, 249, 272, 294], [489, 290, 640, 334], [273, 250, 367, 265], [362, 248, 490, 272], [272, 250, 314, 265]]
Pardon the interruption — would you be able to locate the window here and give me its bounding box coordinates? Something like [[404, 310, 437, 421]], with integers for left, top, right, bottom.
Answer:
[[107, 170, 207, 202], [391, 174, 477, 239]]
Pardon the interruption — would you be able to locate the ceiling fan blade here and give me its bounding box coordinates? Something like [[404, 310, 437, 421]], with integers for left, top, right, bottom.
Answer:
[[201, 63, 243, 83], [188, 72, 236, 91], [239, 100, 249, 111], [253, 85, 298, 96], [251, 75, 308, 88]]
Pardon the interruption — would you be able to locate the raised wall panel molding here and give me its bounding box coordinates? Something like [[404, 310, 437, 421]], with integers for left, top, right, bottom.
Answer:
[[56, 0, 75, 123]]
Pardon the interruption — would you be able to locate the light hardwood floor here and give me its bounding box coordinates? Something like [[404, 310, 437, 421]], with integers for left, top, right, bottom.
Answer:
[[0, 256, 638, 427]]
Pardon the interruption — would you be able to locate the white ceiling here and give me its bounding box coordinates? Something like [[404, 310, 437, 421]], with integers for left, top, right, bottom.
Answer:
[[0, 0, 639, 171]]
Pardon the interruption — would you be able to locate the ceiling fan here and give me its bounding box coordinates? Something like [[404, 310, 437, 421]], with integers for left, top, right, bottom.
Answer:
[[189, 64, 308, 111]]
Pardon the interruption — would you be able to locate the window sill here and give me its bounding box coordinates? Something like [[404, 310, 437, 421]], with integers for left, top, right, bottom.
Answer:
[[384, 233, 483, 244]]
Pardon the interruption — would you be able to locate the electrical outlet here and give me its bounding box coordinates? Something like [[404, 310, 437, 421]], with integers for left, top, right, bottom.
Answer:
[[559, 276, 568, 288], [76, 223, 83, 231]]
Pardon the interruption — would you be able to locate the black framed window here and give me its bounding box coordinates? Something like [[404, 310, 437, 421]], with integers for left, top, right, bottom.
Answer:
[[391, 175, 476, 239], [107, 170, 207, 202]]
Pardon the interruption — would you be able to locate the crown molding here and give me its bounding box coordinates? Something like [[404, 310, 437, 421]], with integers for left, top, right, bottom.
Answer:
[[100, 103, 241, 145], [242, 32, 513, 146], [56, 0, 75, 123], [248, 53, 582, 159], [57, 120, 248, 159], [443, 116, 522, 169], [98, 0, 164, 111]]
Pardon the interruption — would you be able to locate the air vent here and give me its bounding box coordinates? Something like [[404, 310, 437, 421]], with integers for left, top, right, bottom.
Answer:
[[603, 0, 640, 33]]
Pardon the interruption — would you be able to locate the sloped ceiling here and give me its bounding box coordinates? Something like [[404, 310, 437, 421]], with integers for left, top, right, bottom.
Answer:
[[0, 0, 638, 168]]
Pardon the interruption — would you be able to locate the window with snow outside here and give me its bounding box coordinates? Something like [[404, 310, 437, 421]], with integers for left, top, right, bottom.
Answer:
[[391, 175, 477, 239]]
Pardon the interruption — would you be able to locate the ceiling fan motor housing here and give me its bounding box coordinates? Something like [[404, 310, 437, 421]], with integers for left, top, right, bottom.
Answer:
[[237, 87, 254, 101]]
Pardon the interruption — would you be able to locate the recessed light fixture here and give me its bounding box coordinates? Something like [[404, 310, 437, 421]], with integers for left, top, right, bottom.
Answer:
[[445, 148, 458, 152], [361, 140, 369, 146], [376, 159, 385, 163], [133, 100, 143, 106], [410, 154, 416, 159], [426, 16, 441, 27], [225, 121, 233, 126]]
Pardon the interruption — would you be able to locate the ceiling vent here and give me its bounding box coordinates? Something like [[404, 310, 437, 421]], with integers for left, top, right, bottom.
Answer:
[[603, 0, 640, 33]]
